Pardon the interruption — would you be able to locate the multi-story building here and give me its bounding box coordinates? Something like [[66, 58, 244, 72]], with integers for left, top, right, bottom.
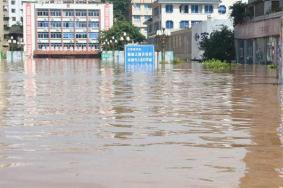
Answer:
[[129, 0, 153, 37], [146, 0, 243, 37], [234, 0, 283, 65], [8, 0, 23, 26], [23, 0, 113, 57]]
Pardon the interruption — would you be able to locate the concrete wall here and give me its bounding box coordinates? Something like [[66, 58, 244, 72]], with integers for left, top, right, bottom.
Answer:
[[167, 29, 191, 61], [234, 13, 282, 64]]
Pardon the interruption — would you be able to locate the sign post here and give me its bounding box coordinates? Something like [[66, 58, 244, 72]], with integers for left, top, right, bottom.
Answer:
[[124, 45, 155, 71]]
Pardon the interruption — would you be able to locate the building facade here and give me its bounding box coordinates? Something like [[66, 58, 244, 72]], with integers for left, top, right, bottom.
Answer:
[[130, 0, 153, 37], [234, 0, 283, 64], [145, 0, 246, 37], [23, 0, 113, 57], [8, 0, 23, 26]]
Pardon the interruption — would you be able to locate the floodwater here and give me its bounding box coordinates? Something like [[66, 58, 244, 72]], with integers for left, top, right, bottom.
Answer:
[[0, 59, 282, 188]]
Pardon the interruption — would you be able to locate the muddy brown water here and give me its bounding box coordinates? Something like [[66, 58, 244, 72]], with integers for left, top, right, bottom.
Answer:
[[0, 59, 282, 188]]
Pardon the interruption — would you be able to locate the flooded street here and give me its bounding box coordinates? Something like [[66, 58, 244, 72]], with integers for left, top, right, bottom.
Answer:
[[0, 59, 282, 188]]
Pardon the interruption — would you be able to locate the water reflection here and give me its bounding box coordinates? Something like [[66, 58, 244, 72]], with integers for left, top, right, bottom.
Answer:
[[232, 65, 283, 187], [0, 60, 282, 187]]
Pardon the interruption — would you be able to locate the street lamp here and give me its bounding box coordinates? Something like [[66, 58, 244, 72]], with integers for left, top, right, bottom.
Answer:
[[156, 28, 171, 63]]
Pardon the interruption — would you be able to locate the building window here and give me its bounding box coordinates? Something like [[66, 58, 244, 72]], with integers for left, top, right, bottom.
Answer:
[[75, 33, 87, 38], [89, 32, 99, 39], [218, 5, 226, 14], [144, 15, 151, 21], [63, 33, 74, 38], [88, 10, 99, 17], [38, 32, 49, 38], [76, 21, 87, 28], [205, 5, 213, 13], [50, 33, 62, 38], [179, 5, 189, 13], [144, 4, 151, 9], [63, 21, 74, 28], [191, 21, 201, 26], [191, 5, 199, 13], [180, 21, 189, 29], [11, 1, 15, 5], [12, 17, 16, 21], [38, 21, 49, 27], [37, 9, 49, 16], [64, 43, 75, 49], [11, 9, 16, 13], [133, 15, 141, 22], [38, 43, 49, 49], [63, 10, 74, 16], [88, 21, 99, 28], [50, 21, 61, 28], [166, 20, 173, 29], [50, 10, 61, 17], [50, 43, 62, 49], [165, 4, 173, 13], [75, 10, 87, 17], [134, 4, 141, 9]]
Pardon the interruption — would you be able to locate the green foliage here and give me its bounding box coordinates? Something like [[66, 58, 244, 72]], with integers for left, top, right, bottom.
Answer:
[[202, 59, 232, 72], [230, 2, 248, 26], [100, 20, 145, 50], [268, 63, 277, 69], [0, 51, 6, 59], [199, 26, 235, 62], [172, 58, 185, 64], [101, 0, 129, 20]]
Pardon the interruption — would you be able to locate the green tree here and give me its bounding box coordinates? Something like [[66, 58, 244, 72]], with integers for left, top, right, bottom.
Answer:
[[199, 26, 235, 62], [230, 2, 248, 26], [101, 0, 129, 20], [100, 20, 145, 50]]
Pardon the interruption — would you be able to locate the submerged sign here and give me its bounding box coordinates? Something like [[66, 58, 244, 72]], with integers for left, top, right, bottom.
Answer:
[[125, 45, 155, 64]]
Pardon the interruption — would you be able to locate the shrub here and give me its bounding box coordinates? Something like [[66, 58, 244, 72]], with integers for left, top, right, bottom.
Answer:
[[172, 58, 185, 64], [202, 59, 233, 72], [268, 63, 277, 70], [199, 26, 235, 62]]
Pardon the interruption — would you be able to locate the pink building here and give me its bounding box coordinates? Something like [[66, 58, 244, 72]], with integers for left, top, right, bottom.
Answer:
[[23, 0, 113, 57]]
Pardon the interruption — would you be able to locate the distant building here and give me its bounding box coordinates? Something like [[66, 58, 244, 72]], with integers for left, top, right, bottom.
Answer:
[[145, 0, 240, 37], [7, 0, 23, 26], [234, 0, 283, 64], [129, 0, 153, 37], [22, 0, 113, 57]]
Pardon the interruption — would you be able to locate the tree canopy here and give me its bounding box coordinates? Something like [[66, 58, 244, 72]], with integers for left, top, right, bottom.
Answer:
[[101, 0, 129, 20], [199, 26, 235, 62], [230, 2, 248, 26], [100, 20, 145, 50]]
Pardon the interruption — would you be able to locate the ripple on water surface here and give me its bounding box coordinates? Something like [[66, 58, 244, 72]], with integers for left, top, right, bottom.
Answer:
[[0, 59, 282, 188]]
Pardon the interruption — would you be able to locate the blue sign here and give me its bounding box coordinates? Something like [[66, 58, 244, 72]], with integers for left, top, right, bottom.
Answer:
[[125, 45, 155, 65]]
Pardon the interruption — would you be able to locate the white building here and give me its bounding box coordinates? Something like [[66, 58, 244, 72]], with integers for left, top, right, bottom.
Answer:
[[8, 0, 23, 26], [22, 0, 113, 57], [146, 0, 242, 36], [129, 0, 153, 37]]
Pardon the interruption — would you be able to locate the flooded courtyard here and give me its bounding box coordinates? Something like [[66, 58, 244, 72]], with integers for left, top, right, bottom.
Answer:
[[0, 59, 283, 188]]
